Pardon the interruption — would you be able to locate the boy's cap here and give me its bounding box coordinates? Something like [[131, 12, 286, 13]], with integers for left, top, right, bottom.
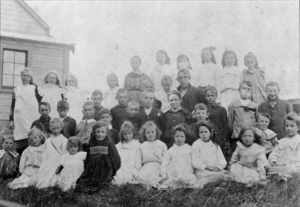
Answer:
[[57, 100, 69, 109]]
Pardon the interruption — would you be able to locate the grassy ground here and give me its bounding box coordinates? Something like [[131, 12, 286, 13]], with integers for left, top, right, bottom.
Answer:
[[0, 175, 299, 207]]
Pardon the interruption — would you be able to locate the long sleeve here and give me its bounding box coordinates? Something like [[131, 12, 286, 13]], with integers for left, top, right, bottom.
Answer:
[[257, 152, 268, 179], [108, 143, 121, 176], [19, 148, 28, 173], [268, 144, 280, 163], [216, 146, 227, 170], [220, 107, 229, 138], [161, 151, 171, 178], [9, 91, 16, 121], [159, 144, 168, 176], [228, 104, 234, 131], [287, 102, 293, 113], [229, 147, 240, 166], [135, 148, 142, 171], [191, 143, 206, 171]]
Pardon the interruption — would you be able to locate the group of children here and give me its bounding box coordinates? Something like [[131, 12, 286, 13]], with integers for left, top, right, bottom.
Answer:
[[0, 48, 299, 192]]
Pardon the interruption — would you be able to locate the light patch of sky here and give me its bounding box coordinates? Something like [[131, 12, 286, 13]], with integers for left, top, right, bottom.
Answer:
[[27, 0, 299, 99]]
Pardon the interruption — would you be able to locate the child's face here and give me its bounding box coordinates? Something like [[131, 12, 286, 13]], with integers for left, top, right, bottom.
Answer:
[[107, 77, 117, 88], [168, 94, 181, 110], [205, 91, 217, 105], [225, 53, 236, 67], [68, 145, 79, 155], [245, 57, 256, 70], [30, 133, 42, 147], [194, 109, 208, 122], [116, 92, 128, 106], [39, 105, 50, 118], [177, 72, 190, 88], [178, 57, 189, 69], [92, 95, 103, 106], [145, 126, 156, 141], [50, 123, 62, 136], [285, 120, 299, 137], [67, 77, 76, 86], [100, 113, 112, 125], [95, 126, 107, 141], [257, 115, 270, 131], [3, 138, 14, 151], [21, 72, 31, 84], [123, 130, 133, 142], [199, 126, 211, 142], [266, 85, 279, 101], [241, 130, 255, 146], [142, 92, 155, 109], [127, 105, 140, 117], [82, 105, 95, 119], [57, 108, 68, 119], [174, 131, 186, 146], [239, 84, 251, 100], [202, 50, 212, 63], [47, 73, 57, 84], [156, 52, 166, 65], [161, 81, 171, 93], [130, 57, 141, 71]]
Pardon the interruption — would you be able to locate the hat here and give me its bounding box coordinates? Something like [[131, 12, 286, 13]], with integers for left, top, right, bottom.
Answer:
[[57, 100, 69, 109]]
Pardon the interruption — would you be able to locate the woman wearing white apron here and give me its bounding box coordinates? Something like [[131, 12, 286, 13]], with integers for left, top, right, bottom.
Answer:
[[9, 68, 42, 154]]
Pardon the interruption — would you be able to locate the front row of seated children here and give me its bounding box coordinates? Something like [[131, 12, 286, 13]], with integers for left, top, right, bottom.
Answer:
[[1, 112, 300, 191]]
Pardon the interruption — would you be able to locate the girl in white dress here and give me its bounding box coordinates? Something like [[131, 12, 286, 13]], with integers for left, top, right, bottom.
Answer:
[[136, 121, 167, 186], [268, 113, 300, 180], [229, 128, 268, 186], [50, 137, 86, 191], [42, 71, 64, 118], [149, 50, 174, 92], [64, 73, 84, 123], [217, 50, 241, 110], [9, 68, 42, 153], [8, 127, 45, 189], [35, 118, 68, 189], [104, 72, 119, 109], [192, 121, 227, 188], [176, 54, 197, 87], [160, 124, 196, 189], [198, 47, 218, 89], [114, 121, 141, 184]]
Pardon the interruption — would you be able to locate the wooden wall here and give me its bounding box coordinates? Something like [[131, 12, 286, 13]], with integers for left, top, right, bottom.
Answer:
[[0, 38, 70, 123], [0, 0, 48, 36]]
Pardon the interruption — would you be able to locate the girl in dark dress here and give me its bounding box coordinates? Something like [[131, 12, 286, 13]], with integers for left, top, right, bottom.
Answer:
[[76, 122, 121, 192]]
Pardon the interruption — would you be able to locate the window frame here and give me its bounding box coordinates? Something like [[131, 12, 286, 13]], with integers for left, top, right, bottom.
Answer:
[[1, 48, 28, 90]]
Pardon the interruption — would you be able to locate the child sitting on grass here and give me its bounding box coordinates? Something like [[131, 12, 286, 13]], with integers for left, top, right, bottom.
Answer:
[[76, 101, 97, 144], [76, 122, 120, 193], [268, 113, 300, 181], [8, 128, 45, 189], [229, 128, 268, 186], [35, 118, 68, 189], [114, 121, 141, 185], [160, 124, 196, 189], [192, 121, 227, 188], [137, 121, 167, 187], [254, 113, 278, 155], [0, 135, 20, 180], [51, 137, 86, 191]]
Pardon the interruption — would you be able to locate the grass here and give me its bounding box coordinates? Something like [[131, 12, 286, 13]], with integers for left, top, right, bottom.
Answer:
[[0, 175, 299, 207]]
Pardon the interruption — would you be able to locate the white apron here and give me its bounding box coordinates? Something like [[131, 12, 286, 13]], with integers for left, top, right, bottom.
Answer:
[[14, 85, 40, 141]]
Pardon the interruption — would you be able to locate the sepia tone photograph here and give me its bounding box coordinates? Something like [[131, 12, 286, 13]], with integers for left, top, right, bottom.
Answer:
[[0, 0, 299, 206]]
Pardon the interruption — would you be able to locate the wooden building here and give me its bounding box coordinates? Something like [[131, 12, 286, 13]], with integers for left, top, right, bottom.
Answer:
[[0, 0, 75, 126]]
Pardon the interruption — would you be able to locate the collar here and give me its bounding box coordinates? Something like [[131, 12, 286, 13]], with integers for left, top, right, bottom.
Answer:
[[231, 99, 257, 109], [177, 83, 191, 92], [208, 102, 219, 109], [81, 119, 96, 124], [170, 107, 182, 113], [267, 97, 279, 107]]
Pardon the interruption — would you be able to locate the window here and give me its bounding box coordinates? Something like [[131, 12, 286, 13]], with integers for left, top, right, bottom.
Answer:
[[2, 49, 28, 89]]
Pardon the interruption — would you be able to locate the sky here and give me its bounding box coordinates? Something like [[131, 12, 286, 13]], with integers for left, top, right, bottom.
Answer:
[[26, 0, 299, 99]]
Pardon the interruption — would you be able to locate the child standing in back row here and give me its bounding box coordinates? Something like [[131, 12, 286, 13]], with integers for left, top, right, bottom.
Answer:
[[124, 56, 150, 102], [240, 52, 267, 105], [217, 50, 241, 110], [104, 73, 119, 109]]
